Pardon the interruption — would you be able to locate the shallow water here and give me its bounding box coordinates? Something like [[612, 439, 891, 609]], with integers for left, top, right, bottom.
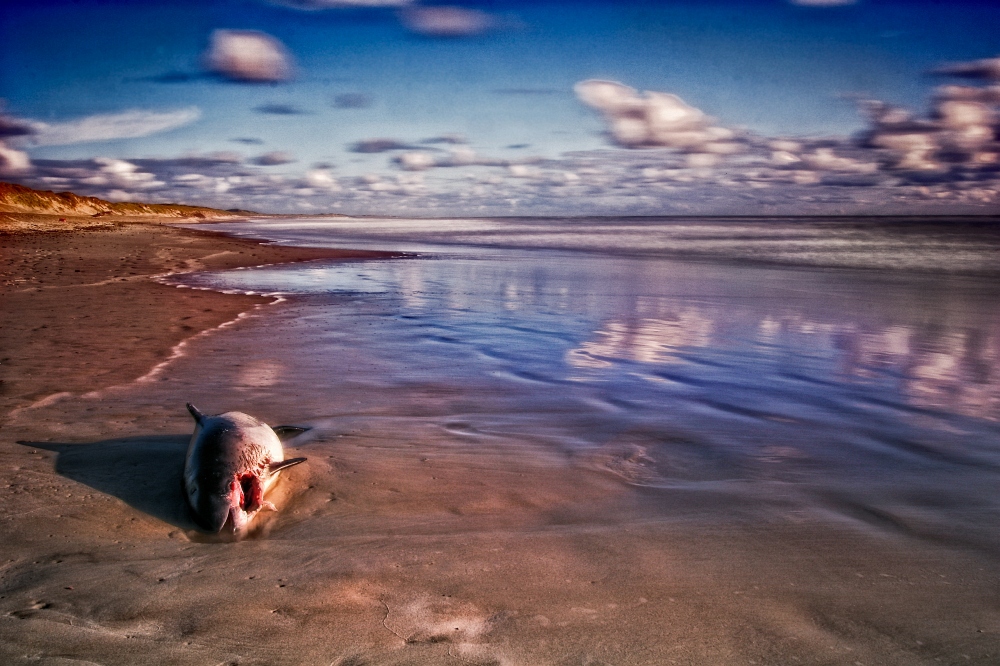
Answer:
[[176, 217, 1000, 545]]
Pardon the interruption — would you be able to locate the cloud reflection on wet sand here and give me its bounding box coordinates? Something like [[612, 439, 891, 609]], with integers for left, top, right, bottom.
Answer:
[[567, 303, 1000, 420]]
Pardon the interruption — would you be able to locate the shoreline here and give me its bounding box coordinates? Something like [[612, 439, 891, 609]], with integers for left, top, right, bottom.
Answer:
[[0, 211, 246, 235], [0, 220, 395, 424]]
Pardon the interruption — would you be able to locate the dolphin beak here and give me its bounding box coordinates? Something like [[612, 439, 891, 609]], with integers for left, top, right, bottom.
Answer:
[[222, 506, 248, 533], [196, 501, 231, 533]]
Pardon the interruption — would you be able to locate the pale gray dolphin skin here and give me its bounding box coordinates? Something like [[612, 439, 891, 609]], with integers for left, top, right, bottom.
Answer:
[[184, 403, 307, 534]]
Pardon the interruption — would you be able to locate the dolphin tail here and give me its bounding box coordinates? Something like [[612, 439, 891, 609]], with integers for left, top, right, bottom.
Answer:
[[269, 457, 307, 475], [186, 403, 206, 424]]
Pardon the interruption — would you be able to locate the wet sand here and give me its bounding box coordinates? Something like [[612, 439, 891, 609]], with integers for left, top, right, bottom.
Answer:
[[0, 221, 390, 420], [2, 221, 1000, 665]]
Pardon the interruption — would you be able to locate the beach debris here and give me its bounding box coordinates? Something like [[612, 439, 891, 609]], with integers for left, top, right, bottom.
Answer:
[[184, 403, 306, 534]]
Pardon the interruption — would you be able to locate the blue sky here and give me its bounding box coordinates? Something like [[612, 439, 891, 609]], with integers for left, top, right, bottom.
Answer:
[[2, 0, 1000, 215]]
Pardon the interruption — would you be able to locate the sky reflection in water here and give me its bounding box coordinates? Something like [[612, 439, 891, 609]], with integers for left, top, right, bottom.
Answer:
[[176, 218, 1000, 534]]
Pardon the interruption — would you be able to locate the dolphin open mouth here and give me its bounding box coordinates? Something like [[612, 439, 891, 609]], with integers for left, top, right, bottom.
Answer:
[[235, 473, 264, 513], [219, 473, 265, 533]]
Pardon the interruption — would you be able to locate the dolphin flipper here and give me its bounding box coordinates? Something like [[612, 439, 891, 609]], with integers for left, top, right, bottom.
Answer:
[[272, 425, 310, 441], [186, 403, 206, 424], [268, 457, 307, 475]]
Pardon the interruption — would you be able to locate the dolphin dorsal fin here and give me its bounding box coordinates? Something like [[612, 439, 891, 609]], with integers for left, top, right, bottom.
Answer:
[[186, 403, 206, 424], [268, 457, 307, 475]]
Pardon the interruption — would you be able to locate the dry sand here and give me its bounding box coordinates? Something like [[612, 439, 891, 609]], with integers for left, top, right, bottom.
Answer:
[[1, 220, 999, 665]]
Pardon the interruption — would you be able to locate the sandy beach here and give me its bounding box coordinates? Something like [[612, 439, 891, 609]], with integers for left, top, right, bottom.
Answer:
[[5, 0, 1000, 660], [2, 218, 1000, 665]]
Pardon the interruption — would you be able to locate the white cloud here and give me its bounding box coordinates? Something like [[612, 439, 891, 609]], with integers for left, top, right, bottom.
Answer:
[[305, 169, 341, 190], [400, 7, 495, 37], [508, 164, 540, 179], [575, 80, 741, 155], [770, 150, 801, 166], [861, 83, 999, 172], [799, 148, 878, 173], [686, 153, 720, 168], [0, 142, 30, 174], [104, 189, 135, 202], [392, 146, 516, 171], [351, 138, 413, 153], [935, 85, 1000, 104], [205, 30, 294, 83], [871, 132, 939, 170], [444, 146, 477, 165], [932, 56, 1000, 81], [396, 151, 436, 171], [25, 108, 201, 146], [77, 158, 165, 190], [253, 151, 297, 166]]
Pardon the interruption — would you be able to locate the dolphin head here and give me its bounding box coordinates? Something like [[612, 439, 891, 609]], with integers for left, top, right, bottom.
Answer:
[[187, 467, 236, 533], [188, 469, 264, 533]]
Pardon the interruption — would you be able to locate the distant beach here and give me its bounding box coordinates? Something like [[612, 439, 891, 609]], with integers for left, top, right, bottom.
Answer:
[[2, 217, 1000, 665]]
